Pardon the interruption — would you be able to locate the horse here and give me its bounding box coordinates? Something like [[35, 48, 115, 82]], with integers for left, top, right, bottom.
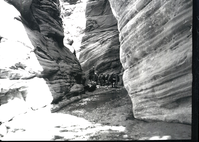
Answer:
[[108, 73, 119, 88], [105, 74, 110, 86]]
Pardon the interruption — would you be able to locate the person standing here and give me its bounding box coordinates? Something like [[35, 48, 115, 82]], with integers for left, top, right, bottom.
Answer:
[[112, 73, 116, 88], [105, 74, 109, 86], [99, 73, 103, 86], [89, 65, 95, 82]]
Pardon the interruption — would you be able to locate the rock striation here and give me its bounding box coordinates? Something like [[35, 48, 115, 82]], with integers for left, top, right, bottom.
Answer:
[[79, 0, 123, 77], [79, 0, 192, 124], [108, 0, 192, 124], [0, 0, 83, 122], [0, 0, 193, 125]]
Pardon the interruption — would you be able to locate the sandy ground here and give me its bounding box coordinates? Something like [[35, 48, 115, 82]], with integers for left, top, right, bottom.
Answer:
[[0, 86, 191, 140]]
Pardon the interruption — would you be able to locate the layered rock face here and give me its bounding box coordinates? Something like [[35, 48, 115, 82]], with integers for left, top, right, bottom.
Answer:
[[109, 0, 192, 124], [0, 0, 82, 122], [79, 0, 123, 76], [0, 0, 192, 125]]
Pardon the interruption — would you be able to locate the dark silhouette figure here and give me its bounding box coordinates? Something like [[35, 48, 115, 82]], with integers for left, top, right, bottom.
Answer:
[[99, 73, 104, 86], [109, 73, 119, 88], [81, 75, 86, 86], [102, 74, 105, 86], [105, 74, 109, 86], [89, 66, 95, 82], [93, 72, 99, 84]]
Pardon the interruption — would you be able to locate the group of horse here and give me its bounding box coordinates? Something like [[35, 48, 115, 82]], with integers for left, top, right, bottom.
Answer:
[[89, 71, 120, 88]]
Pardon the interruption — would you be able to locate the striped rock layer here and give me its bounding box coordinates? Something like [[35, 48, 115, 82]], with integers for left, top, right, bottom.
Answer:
[[108, 0, 192, 124], [0, 0, 82, 122], [79, 0, 192, 124], [79, 0, 123, 76]]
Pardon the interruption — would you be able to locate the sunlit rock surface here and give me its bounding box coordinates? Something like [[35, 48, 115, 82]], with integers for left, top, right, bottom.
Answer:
[[0, 0, 82, 122], [0, 0, 192, 126], [59, 0, 87, 59], [109, 0, 192, 124], [79, 0, 123, 76]]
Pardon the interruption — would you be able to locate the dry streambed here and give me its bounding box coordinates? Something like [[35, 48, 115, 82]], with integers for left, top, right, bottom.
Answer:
[[0, 87, 191, 140]]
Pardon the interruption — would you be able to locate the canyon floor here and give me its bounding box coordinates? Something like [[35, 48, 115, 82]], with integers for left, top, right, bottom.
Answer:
[[0, 86, 191, 140]]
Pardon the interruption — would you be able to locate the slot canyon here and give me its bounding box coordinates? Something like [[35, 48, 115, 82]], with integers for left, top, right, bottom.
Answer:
[[0, 0, 193, 140]]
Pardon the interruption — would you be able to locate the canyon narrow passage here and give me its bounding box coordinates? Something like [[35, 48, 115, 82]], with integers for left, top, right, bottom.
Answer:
[[0, 0, 194, 140]]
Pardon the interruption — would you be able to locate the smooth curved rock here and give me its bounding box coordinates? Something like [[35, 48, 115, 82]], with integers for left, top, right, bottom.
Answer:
[[0, 0, 83, 122], [79, 0, 123, 79], [1, 0, 192, 125], [109, 0, 192, 124]]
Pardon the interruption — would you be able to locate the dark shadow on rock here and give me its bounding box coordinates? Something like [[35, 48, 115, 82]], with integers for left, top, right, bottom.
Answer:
[[63, 0, 80, 5]]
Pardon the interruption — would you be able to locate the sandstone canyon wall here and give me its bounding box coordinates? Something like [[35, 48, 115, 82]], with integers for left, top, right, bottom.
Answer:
[[0, 0, 193, 125], [79, 0, 192, 124], [108, 0, 192, 124], [79, 0, 123, 76], [0, 0, 83, 123]]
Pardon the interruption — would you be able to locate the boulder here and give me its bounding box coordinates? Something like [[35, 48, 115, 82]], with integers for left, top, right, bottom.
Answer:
[[70, 83, 84, 93], [68, 83, 85, 98], [84, 82, 97, 92]]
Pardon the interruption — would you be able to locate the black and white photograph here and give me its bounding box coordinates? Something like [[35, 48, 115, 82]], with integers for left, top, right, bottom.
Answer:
[[0, 0, 198, 140]]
